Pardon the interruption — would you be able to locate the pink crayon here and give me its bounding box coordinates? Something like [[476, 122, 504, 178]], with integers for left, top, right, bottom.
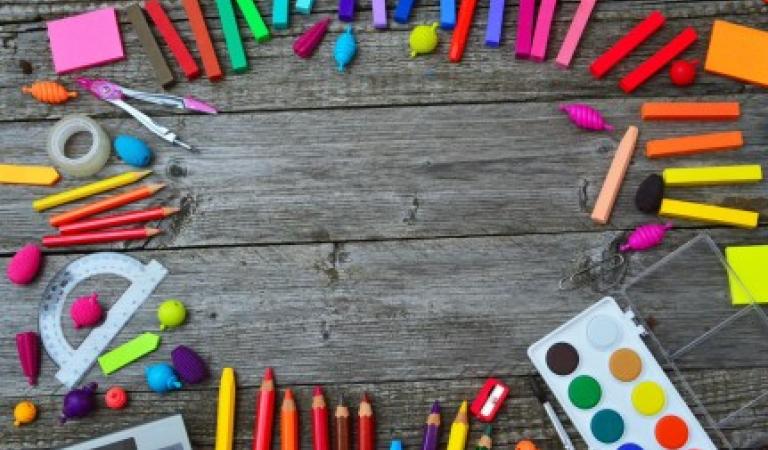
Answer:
[[620, 222, 672, 252], [294, 17, 331, 59], [16, 332, 40, 386], [559, 103, 614, 131]]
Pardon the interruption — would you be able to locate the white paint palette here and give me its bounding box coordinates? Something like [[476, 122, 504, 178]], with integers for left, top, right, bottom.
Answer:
[[528, 297, 716, 449]]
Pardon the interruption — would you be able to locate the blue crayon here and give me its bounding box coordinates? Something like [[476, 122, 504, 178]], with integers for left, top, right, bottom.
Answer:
[[295, 0, 313, 15], [440, 0, 456, 29], [393, 0, 416, 24]]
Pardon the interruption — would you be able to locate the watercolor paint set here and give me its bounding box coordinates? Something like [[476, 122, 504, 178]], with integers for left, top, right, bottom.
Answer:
[[530, 234, 768, 449]]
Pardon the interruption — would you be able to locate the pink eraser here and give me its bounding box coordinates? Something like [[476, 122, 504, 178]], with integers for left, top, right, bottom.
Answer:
[[530, 0, 558, 62], [46, 8, 125, 74]]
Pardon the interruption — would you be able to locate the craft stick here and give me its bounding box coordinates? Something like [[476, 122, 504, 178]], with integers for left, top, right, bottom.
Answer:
[[619, 27, 697, 93], [125, 3, 175, 87], [485, 0, 505, 47], [440, 0, 456, 29], [275, 0, 289, 27], [589, 10, 665, 79], [296, 0, 313, 15], [236, 0, 271, 42], [640, 102, 740, 121], [393, 0, 414, 23], [182, 0, 223, 81], [215, 0, 248, 72], [0, 164, 59, 186], [448, 0, 478, 62], [372, 0, 387, 28], [144, 0, 200, 80], [646, 131, 742, 159], [529, 0, 558, 62], [659, 198, 758, 229], [591, 125, 639, 224], [663, 165, 762, 187], [555, 0, 597, 68], [515, 0, 536, 58]]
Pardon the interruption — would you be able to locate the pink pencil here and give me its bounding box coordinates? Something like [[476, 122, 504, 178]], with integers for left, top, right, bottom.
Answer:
[[555, 0, 597, 68], [530, 0, 558, 61], [515, 0, 536, 58]]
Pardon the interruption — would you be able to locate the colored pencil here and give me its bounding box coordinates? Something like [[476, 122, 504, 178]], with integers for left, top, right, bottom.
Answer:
[[475, 425, 492, 450], [312, 387, 330, 450], [59, 206, 179, 234], [421, 401, 441, 450], [446, 401, 469, 450], [448, 0, 478, 62], [281, 389, 299, 450], [42, 227, 160, 248], [33, 170, 151, 212], [358, 394, 375, 450], [253, 368, 276, 450], [335, 395, 350, 450], [215, 368, 237, 450], [49, 183, 166, 227]]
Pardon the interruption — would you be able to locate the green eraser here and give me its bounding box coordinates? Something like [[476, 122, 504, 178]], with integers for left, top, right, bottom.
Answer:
[[98, 332, 161, 375], [215, 0, 248, 72], [235, 0, 271, 42]]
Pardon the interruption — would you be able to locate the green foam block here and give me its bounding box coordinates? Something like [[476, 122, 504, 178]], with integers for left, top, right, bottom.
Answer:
[[98, 332, 161, 375], [235, 0, 271, 42]]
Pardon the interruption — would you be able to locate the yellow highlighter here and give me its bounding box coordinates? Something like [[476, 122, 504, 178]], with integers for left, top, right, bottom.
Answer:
[[447, 401, 470, 450], [663, 164, 762, 187], [215, 367, 237, 450], [659, 198, 759, 229], [32, 170, 151, 212], [0, 164, 60, 186]]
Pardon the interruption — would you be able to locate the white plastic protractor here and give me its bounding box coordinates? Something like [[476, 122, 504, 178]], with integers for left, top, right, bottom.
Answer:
[[39, 252, 167, 388]]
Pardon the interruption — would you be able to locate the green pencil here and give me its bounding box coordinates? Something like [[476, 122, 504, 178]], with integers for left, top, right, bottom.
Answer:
[[475, 425, 492, 450]]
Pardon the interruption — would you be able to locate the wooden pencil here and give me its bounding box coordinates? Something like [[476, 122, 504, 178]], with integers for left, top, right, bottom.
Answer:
[[312, 387, 330, 450], [358, 394, 374, 450], [49, 183, 165, 226], [281, 389, 299, 450], [475, 425, 492, 450], [42, 228, 160, 247], [335, 395, 350, 450], [253, 368, 276, 450], [58, 206, 179, 234], [421, 401, 441, 450]]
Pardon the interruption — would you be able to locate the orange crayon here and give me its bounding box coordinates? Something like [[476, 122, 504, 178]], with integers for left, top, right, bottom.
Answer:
[[49, 183, 165, 227]]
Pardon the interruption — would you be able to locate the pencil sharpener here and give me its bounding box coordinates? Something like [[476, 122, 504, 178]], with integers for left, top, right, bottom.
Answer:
[[470, 378, 509, 422]]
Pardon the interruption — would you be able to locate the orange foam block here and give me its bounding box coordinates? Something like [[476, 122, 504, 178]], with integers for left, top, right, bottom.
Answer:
[[641, 102, 740, 121], [591, 125, 639, 224], [645, 131, 743, 159], [705, 20, 768, 88]]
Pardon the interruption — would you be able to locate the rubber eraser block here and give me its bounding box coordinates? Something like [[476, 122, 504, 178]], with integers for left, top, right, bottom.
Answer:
[[47, 8, 125, 74], [705, 20, 768, 88], [726, 245, 768, 305]]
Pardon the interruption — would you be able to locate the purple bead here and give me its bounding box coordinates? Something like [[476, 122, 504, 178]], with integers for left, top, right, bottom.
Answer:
[[61, 382, 97, 422], [171, 345, 209, 384]]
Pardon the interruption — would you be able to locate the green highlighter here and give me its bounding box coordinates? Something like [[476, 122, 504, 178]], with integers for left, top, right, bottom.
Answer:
[[98, 332, 161, 375], [235, 0, 271, 42]]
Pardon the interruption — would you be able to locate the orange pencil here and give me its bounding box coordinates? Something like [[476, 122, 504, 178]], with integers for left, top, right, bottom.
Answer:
[[312, 387, 330, 450], [281, 389, 299, 450], [358, 394, 374, 450], [253, 368, 276, 450], [42, 227, 160, 247], [646, 131, 743, 158], [49, 183, 165, 227]]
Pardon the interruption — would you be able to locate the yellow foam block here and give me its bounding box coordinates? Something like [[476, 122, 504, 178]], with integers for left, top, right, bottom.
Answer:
[[659, 198, 758, 229], [0, 164, 60, 186], [705, 20, 768, 88], [663, 165, 763, 187], [726, 245, 768, 305]]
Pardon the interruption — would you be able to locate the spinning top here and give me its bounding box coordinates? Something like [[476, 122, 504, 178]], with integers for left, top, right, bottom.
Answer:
[[559, 104, 613, 131], [105, 386, 129, 409], [61, 382, 98, 422], [70, 293, 103, 329], [294, 17, 331, 59]]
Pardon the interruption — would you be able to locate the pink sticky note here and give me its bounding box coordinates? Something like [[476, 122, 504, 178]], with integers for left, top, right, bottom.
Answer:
[[47, 8, 125, 74], [530, 0, 558, 62], [555, 0, 596, 68]]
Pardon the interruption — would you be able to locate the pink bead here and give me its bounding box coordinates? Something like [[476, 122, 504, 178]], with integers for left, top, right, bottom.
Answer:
[[559, 103, 614, 131], [294, 17, 331, 59], [70, 293, 103, 329], [619, 222, 672, 252]]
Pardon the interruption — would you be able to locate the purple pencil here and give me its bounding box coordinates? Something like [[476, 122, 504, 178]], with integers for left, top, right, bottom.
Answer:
[[421, 401, 441, 450], [516, 0, 536, 58], [485, 0, 505, 47]]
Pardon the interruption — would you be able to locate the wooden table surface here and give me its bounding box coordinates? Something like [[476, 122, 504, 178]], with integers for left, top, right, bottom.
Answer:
[[3, 0, 768, 448]]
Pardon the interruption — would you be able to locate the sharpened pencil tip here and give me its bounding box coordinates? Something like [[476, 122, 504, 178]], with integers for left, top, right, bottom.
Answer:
[[458, 400, 468, 413], [431, 400, 440, 413], [163, 206, 181, 215], [264, 367, 274, 380], [361, 392, 370, 403], [284, 388, 294, 400], [146, 228, 161, 237], [314, 386, 323, 396]]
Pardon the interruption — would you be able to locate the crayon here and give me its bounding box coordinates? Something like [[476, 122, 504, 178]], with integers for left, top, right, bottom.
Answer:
[[33, 170, 151, 212], [215, 368, 236, 450]]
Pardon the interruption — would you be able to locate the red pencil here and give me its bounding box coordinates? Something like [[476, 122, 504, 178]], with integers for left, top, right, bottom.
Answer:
[[312, 386, 329, 450], [59, 206, 179, 234], [449, 0, 478, 62], [42, 228, 160, 248], [253, 368, 276, 450], [358, 394, 374, 450]]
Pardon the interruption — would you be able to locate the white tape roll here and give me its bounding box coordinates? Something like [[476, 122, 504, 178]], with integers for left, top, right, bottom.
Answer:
[[47, 114, 110, 178]]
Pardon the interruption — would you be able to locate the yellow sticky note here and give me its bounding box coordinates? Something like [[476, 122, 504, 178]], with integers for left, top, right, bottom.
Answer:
[[705, 20, 768, 88], [725, 245, 768, 305]]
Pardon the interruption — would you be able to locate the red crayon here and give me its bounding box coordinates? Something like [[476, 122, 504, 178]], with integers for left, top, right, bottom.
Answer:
[[59, 206, 179, 235], [253, 368, 276, 450], [589, 11, 665, 79], [619, 27, 698, 93], [448, 0, 478, 62], [312, 386, 330, 450], [42, 228, 160, 248]]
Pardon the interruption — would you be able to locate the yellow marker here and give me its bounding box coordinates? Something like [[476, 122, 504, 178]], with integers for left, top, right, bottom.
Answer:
[[659, 198, 759, 229], [32, 170, 151, 212], [663, 164, 762, 187], [447, 401, 469, 450], [0, 164, 60, 186], [215, 367, 237, 450]]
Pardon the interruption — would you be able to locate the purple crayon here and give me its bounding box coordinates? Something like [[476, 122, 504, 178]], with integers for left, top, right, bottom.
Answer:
[[559, 103, 613, 131], [620, 222, 672, 252], [294, 17, 331, 59], [421, 401, 441, 450], [16, 332, 40, 386]]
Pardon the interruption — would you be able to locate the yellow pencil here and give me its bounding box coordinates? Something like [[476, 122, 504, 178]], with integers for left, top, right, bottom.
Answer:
[[215, 367, 237, 450], [32, 170, 152, 212], [447, 401, 469, 450]]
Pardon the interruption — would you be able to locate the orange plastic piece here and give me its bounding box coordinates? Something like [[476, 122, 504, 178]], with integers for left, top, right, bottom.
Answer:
[[641, 102, 740, 121], [21, 81, 77, 104], [646, 131, 742, 158], [655, 415, 689, 449], [705, 20, 768, 88]]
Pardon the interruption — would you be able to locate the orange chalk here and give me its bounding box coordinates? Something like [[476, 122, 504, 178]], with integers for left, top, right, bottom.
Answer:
[[646, 131, 742, 159], [591, 125, 639, 225], [705, 20, 768, 88], [641, 102, 740, 121], [22, 81, 77, 104]]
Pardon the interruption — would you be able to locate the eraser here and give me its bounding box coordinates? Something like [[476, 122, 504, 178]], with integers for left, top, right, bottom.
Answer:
[[47, 8, 125, 74], [646, 131, 743, 158], [126, 4, 175, 87], [144, 0, 201, 80]]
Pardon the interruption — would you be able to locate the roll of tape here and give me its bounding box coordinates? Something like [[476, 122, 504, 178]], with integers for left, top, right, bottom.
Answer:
[[47, 114, 110, 178]]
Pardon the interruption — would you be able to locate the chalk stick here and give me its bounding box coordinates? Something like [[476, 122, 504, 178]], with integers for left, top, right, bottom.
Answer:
[[235, 0, 271, 42], [646, 131, 743, 159], [515, 0, 536, 58], [448, 0, 478, 62], [215, 0, 248, 72], [555, 0, 597, 68], [0, 164, 60, 186], [591, 125, 639, 225], [705, 20, 768, 89], [590, 11, 665, 79], [485, 0, 505, 47], [182, 0, 223, 81], [125, 4, 175, 88], [659, 198, 758, 229], [393, 0, 414, 23], [663, 165, 762, 187], [619, 27, 698, 93], [274, 0, 289, 27], [144, 0, 200, 80], [295, 0, 313, 15], [440, 0, 456, 29], [640, 102, 740, 121], [529, 0, 558, 61], [372, 0, 388, 28]]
